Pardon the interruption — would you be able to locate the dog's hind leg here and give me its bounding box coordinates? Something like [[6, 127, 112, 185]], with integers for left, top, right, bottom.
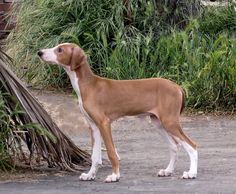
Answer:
[[151, 116, 180, 177], [178, 137, 198, 179], [160, 117, 198, 179], [158, 130, 180, 177]]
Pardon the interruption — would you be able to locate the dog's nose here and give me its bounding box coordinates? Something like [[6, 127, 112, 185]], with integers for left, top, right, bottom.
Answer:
[[37, 51, 43, 57]]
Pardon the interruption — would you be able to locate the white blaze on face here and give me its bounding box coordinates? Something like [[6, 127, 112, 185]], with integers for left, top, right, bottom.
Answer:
[[41, 46, 59, 64]]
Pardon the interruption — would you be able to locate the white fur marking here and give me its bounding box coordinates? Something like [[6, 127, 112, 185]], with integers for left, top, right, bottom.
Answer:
[[151, 117, 179, 176], [79, 123, 102, 181], [180, 141, 198, 179], [40, 47, 59, 64], [162, 131, 179, 173], [64, 67, 92, 120], [64, 67, 102, 181], [104, 172, 120, 183]]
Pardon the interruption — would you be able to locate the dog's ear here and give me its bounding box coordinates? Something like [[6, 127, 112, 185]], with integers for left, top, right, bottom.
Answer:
[[70, 46, 86, 71]]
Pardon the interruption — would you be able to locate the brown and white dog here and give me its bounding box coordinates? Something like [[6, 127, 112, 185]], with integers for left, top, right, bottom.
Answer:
[[38, 43, 198, 183]]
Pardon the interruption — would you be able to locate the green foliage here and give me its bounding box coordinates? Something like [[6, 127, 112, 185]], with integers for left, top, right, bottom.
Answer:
[[0, 90, 55, 171], [200, 4, 236, 35], [96, 20, 236, 110], [153, 26, 236, 110], [0, 92, 12, 170], [7, 0, 201, 88], [0, 92, 31, 170], [6, 0, 236, 111]]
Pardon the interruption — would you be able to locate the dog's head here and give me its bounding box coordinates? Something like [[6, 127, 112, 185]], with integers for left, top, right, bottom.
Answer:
[[38, 43, 87, 71]]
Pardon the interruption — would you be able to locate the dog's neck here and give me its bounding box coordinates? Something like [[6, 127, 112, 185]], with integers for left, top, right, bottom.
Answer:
[[75, 61, 95, 85], [63, 61, 96, 101], [63, 63, 94, 122], [65, 60, 95, 86]]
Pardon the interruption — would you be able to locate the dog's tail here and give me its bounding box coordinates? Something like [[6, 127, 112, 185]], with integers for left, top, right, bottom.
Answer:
[[180, 88, 186, 114]]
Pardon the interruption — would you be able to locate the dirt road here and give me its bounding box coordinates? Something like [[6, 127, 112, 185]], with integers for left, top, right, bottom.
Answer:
[[0, 91, 236, 194]]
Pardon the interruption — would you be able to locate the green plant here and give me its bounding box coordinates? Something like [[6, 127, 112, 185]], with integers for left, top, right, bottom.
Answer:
[[6, 0, 201, 88], [0, 92, 39, 170], [101, 20, 236, 110], [6, 0, 236, 111], [0, 92, 13, 170], [200, 3, 236, 35], [154, 26, 236, 110]]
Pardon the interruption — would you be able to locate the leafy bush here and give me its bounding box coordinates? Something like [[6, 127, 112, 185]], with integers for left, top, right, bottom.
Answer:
[[7, 0, 201, 88], [96, 20, 236, 110], [154, 25, 236, 110], [0, 92, 13, 170], [0, 90, 33, 171], [200, 3, 236, 35], [6, 0, 236, 111]]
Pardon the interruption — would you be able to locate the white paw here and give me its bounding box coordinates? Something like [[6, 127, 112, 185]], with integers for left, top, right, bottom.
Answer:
[[79, 172, 95, 181], [158, 169, 172, 177], [104, 173, 120, 183], [182, 171, 197, 179]]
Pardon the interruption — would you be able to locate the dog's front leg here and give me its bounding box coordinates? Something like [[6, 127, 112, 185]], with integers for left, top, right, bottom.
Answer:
[[79, 123, 102, 181], [98, 118, 120, 183]]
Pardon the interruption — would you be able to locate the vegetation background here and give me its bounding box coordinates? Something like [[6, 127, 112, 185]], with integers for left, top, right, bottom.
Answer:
[[6, 0, 236, 112]]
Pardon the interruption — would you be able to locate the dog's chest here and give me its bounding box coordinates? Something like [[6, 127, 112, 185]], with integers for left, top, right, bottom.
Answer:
[[65, 69, 92, 121]]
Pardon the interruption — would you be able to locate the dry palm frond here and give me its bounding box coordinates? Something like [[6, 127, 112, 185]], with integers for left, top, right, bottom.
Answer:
[[0, 48, 91, 171]]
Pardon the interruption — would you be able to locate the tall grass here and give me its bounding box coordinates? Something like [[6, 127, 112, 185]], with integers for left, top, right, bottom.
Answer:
[[95, 20, 236, 110], [154, 25, 236, 110], [200, 3, 236, 35], [6, 0, 236, 111], [7, 0, 201, 88], [0, 90, 35, 171], [0, 92, 13, 170]]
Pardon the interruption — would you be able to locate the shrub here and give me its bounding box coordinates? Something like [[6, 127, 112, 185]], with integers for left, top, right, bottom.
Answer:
[[154, 25, 236, 110], [97, 20, 236, 110], [6, 1, 236, 111], [6, 0, 201, 88], [200, 3, 236, 35], [0, 92, 13, 170]]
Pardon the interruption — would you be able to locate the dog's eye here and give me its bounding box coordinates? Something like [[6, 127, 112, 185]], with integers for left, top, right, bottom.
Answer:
[[57, 47, 63, 53]]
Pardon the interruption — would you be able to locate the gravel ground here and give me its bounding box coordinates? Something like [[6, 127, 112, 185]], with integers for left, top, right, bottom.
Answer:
[[0, 91, 236, 194]]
